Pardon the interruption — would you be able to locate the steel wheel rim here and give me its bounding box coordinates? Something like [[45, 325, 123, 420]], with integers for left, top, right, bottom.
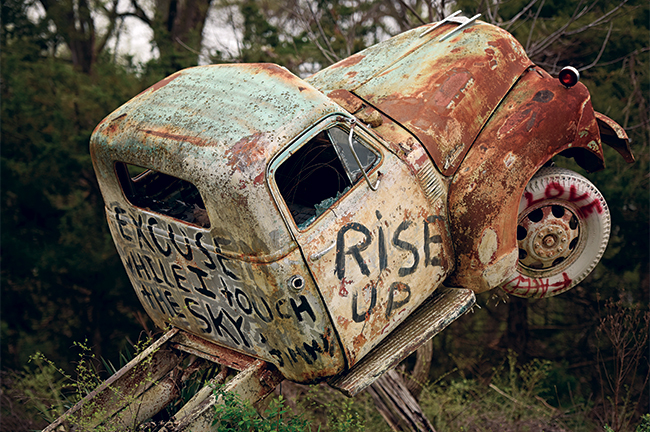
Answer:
[[516, 201, 583, 276]]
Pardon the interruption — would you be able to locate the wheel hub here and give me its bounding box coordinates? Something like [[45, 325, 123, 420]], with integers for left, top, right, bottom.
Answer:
[[517, 205, 581, 272], [532, 224, 568, 259]]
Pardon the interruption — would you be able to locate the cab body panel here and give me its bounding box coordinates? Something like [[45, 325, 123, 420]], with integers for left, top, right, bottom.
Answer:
[[268, 116, 452, 367], [105, 203, 344, 382], [91, 64, 354, 382]]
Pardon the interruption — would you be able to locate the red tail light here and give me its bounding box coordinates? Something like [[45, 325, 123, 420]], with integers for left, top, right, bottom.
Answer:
[[559, 66, 580, 88]]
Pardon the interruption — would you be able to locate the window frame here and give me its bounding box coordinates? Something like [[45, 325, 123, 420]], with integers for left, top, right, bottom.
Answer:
[[268, 115, 384, 232], [114, 161, 212, 229]]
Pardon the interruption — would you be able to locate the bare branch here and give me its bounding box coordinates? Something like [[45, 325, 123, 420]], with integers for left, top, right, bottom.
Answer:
[[483, 0, 495, 24], [578, 21, 613, 71], [175, 37, 202, 55], [396, 0, 427, 26], [588, 46, 650, 68], [501, 0, 540, 30], [565, 0, 629, 35], [527, 0, 628, 60], [95, 0, 120, 57], [423, 0, 435, 22], [129, 0, 151, 26], [525, 0, 545, 52], [307, 2, 339, 63], [527, 0, 590, 58]]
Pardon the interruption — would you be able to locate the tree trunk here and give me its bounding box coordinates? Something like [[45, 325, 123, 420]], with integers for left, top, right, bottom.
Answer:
[[151, 0, 213, 73], [405, 339, 434, 399], [40, 0, 96, 73]]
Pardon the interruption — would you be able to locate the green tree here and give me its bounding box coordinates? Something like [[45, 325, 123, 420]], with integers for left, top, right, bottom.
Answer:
[[127, 0, 214, 76], [36, 0, 124, 74], [1, 0, 148, 371]]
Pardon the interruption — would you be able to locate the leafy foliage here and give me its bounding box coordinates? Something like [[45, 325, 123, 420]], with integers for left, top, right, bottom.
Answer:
[[212, 387, 309, 432], [1, 0, 149, 372]]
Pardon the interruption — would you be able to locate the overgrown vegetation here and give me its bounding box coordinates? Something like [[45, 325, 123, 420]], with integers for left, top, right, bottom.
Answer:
[[212, 387, 310, 432], [1, 0, 648, 430], [1, 336, 162, 431], [1, 309, 648, 430]]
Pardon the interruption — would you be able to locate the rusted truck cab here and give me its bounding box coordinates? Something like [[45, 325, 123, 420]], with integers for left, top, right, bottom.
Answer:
[[91, 16, 632, 391]]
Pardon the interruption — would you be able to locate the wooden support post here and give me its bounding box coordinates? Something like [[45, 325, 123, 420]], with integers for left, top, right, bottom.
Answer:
[[367, 369, 436, 432]]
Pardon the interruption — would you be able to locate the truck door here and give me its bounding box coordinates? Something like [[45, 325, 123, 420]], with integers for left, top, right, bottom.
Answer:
[[269, 115, 452, 366]]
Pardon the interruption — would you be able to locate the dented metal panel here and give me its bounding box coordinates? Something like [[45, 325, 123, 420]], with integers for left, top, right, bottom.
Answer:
[[306, 27, 443, 92], [446, 67, 605, 292], [595, 112, 635, 163], [91, 64, 352, 383], [91, 64, 343, 260], [106, 203, 345, 382]]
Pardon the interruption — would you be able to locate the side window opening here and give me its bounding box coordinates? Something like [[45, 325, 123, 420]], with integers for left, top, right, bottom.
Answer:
[[328, 127, 379, 181], [275, 126, 379, 229], [115, 162, 210, 228]]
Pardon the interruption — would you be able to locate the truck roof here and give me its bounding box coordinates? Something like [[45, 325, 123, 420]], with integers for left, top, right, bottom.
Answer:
[[91, 63, 343, 259]]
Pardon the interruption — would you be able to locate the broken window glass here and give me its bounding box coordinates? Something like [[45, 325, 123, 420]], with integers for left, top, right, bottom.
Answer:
[[115, 162, 210, 228], [275, 126, 379, 229]]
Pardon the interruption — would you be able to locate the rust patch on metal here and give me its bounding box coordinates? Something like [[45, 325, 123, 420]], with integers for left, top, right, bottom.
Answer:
[[141, 128, 210, 147], [447, 70, 604, 292], [331, 53, 365, 69], [136, 72, 181, 98], [356, 106, 383, 127], [497, 90, 557, 138], [328, 89, 363, 113], [595, 112, 634, 163], [432, 70, 472, 108], [353, 23, 532, 175], [353, 333, 367, 351], [224, 132, 267, 175], [105, 113, 127, 136]]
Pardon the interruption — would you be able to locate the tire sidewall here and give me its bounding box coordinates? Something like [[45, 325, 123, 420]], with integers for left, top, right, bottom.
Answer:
[[501, 167, 611, 298]]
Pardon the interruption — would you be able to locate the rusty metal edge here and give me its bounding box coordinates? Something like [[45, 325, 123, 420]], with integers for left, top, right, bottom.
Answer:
[[169, 331, 261, 372]]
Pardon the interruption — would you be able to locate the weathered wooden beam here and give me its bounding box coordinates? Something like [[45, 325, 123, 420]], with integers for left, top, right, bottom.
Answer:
[[367, 369, 436, 432], [44, 329, 184, 432]]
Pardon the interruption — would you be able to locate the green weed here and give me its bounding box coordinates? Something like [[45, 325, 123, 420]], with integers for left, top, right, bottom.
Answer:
[[212, 386, 309, 432]]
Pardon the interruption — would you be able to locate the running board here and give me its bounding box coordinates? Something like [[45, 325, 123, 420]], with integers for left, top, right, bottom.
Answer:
[[329, 287, 475, 397]]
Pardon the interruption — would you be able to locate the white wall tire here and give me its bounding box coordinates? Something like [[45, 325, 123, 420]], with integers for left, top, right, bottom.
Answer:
[[500, 167, 610, 298]]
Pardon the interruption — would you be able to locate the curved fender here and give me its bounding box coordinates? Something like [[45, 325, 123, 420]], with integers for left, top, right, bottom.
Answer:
[[446, 66, 605, 292]]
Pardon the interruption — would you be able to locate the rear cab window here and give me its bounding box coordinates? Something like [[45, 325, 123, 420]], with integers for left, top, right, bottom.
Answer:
[[114, 162, 210, 228]]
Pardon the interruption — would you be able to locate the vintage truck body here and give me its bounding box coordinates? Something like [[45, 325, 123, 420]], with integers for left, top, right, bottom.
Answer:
[[90, 15, 633, 391]]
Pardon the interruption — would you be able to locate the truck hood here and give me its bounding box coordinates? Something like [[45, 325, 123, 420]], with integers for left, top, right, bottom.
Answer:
[[307, 20, 533, 176]]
